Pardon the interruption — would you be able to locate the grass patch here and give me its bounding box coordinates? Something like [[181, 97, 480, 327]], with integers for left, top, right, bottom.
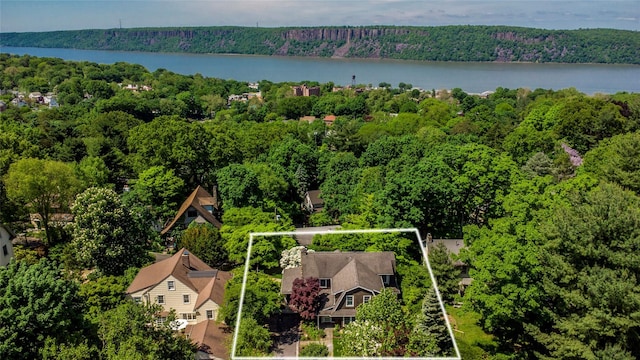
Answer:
[[332, 332, 344, 357], [447, 305, 498, 359]]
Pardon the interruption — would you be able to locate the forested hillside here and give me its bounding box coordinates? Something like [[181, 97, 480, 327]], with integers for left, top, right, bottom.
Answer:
[[2, 25, 640, 64], [1, 54, 640, 358]]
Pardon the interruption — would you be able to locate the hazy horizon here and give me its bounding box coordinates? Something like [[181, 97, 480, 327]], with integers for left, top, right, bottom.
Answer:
[[1, 1, 638, 33]]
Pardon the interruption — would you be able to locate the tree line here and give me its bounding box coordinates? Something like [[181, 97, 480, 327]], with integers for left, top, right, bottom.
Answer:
[[2, 25, 639, 64], [1, 54, 640, 358]]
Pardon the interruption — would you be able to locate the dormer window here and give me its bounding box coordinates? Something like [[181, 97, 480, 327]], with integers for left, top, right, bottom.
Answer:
[[319, 279, 331, 288], [346, 295, 354, 307], [381, 275, 391, 286]]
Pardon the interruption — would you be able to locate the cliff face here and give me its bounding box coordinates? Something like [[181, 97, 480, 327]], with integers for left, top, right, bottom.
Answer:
[[2, 26, 638, 64], [281, 27, 411, 42]]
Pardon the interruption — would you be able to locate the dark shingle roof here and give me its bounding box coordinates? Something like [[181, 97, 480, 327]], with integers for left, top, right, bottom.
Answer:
[[161, 186, 222, 235], [281, 251, 395, 295]]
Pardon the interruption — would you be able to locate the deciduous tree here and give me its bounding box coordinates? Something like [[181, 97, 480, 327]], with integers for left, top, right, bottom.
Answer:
[[0, 259, 84, 359], [178, 223, 228, 268], [289, 277, 321, 320], [71, 187, 150, 275], [3, 158, 81, 244]]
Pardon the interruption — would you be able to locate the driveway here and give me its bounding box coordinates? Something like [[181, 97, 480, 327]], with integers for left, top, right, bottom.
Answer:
[[273, 314, 300, 358], [294, 225, 340, 246]]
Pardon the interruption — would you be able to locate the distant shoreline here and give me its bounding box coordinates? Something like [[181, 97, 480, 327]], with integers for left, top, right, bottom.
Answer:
[[2, 25, 639, 65]]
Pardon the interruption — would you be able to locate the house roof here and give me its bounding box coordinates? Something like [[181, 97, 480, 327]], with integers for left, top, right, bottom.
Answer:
[[161, 186, 222, 235], [332, 258, 382, 293], [428, 239, 466, 266], [306, 190, 324, 207], [126, 248, 230, 307], [281, 251, 396, 295], [185, 320, 231, 360]]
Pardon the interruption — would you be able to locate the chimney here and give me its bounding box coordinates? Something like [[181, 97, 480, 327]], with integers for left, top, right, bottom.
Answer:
[[182, 250, 191, 269]]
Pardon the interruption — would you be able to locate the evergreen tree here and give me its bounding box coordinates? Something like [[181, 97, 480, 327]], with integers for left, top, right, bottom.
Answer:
[[429, 241, 461, 303], [408, 287, 453, 356]]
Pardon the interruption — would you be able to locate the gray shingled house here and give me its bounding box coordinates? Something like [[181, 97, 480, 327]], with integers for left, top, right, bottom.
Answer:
[[281, 250, 398, 326]]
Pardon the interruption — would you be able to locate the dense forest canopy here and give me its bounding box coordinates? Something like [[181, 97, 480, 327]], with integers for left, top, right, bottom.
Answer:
[[1, 53, 640, 358], [2, 25, 640, 64]]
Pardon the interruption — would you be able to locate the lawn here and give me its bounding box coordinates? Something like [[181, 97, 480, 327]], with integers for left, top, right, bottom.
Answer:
[[446, 305, 499, 359]]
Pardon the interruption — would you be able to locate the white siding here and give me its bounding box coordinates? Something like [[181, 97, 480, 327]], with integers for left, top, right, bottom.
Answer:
[[131, 275, 200, 324], [196, 299, 220, 322]]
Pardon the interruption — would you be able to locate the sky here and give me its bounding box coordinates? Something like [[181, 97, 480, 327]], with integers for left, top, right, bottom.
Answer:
[[1, 0, 639, 33]]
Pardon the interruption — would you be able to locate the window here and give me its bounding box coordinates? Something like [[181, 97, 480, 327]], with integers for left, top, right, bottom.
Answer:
[[168, 280, 175, 291], [2, 245, 7, 256], [346, 295, 354, 307], [133, 297, 142, 303], [319, 278, 330, 288], [382, 275, 391, 286], [156, 295, 165, 304], [206, 310, 214, 320], [155, 316, 167, 325], [363, 295, 371, 303], [183, 294, 190, 304], [181, 313, 197, 320], [320, 316, 332, 323]]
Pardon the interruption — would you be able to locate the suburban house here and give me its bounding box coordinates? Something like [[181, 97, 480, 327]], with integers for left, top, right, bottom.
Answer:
[[281, 250, 398, 326], [161, 186, 222, 236], [0, 224, 15, 267], [323, 115, 336, 126], [126, 249, 231, 359], [427, 238, 472, 295], [302, 189, 324, 214]]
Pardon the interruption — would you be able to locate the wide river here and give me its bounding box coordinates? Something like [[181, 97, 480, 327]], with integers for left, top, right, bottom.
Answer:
[[2, 46, 640, 94]]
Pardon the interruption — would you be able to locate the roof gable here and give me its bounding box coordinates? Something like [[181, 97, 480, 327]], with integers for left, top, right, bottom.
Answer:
[[161, 186, 222, 235], [126, 248, 229, 299], [281, 251, 396, 295]]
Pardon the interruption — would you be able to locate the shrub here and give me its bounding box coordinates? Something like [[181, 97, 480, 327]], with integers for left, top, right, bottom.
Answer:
[[300, 343, 329, 357], [301, 321, 325, 340]]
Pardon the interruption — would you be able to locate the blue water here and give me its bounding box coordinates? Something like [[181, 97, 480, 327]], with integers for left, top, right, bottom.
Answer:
[[2, 46, 639, 94]]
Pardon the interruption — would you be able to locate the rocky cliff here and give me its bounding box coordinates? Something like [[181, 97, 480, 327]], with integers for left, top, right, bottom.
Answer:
[[2, 26, 638, 64]]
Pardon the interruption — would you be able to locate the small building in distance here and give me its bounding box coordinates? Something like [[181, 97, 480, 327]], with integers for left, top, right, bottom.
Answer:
[[161, 186, 222, 236], [427, 238, 472, 295], [303, 189, 324, 214], [292, 84, 320, 97]]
